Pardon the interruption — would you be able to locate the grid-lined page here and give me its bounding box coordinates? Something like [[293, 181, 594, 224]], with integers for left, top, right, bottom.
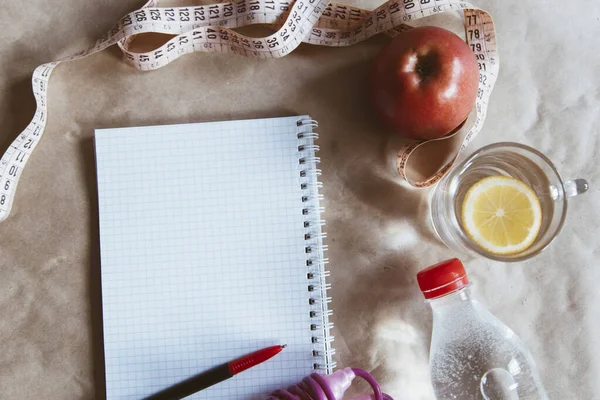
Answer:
[[95, 116, 321, 399]]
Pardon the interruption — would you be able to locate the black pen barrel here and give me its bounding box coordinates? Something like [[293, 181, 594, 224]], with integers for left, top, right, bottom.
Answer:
[[143, 363, 232, 400]]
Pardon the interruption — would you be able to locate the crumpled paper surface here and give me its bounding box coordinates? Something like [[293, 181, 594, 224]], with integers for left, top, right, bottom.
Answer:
[[0, 0, 598, 398]]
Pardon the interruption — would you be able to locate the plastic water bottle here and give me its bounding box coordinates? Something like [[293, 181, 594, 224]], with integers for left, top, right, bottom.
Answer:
[[417, 258, 548, 400]]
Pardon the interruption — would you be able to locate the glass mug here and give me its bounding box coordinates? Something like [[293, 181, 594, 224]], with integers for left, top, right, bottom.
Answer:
[[431, 142, 589, 262]]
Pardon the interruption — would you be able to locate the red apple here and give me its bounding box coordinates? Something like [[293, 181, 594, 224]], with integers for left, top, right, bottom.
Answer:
[[370, 26, 479, 140]]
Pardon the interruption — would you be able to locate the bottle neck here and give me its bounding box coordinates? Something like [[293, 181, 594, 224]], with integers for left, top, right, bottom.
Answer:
[[428, 286, 474, 314]]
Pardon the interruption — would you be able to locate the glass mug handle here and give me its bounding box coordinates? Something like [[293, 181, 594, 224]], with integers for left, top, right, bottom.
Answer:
[[550, 178, 589, 200]]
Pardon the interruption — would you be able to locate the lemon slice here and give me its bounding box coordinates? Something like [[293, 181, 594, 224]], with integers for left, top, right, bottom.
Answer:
[[461, 176, 542, 255]]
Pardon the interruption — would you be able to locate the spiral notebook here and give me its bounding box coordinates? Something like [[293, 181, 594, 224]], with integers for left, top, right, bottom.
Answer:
[[94, 116, 333, 399]]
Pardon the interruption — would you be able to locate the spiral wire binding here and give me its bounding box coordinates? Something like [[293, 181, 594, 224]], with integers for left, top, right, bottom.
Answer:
[[297, 132, 320, 140], [297, 118, 335, 373], [297, 120, 319, 128]]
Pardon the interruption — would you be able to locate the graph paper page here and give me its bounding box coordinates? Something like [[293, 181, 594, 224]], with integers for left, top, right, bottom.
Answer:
[[95, 116, 317, 399]]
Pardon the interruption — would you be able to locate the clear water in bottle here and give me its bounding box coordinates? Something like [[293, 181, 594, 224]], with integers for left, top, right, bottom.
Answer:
[[417, 259, 548, 400]]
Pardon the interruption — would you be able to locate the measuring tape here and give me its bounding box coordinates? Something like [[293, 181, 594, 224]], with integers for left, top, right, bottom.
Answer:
[[0, 0, 498, 222]]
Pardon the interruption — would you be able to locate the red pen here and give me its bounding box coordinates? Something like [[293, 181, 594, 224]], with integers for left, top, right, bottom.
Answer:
[[144, 344, 286, 400]]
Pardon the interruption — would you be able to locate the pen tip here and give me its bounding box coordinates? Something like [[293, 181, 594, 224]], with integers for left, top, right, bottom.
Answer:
[[281, 344, 287, 349]]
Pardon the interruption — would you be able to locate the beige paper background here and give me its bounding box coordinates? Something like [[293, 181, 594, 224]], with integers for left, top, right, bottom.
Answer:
[[1, 0, 599, 399]]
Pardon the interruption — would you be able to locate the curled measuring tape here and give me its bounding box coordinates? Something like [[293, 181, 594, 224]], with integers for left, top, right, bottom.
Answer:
[[0, 0, 498, 222]]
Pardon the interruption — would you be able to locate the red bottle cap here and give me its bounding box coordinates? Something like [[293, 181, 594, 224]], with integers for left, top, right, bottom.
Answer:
[[417, 258, 469, 299]]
